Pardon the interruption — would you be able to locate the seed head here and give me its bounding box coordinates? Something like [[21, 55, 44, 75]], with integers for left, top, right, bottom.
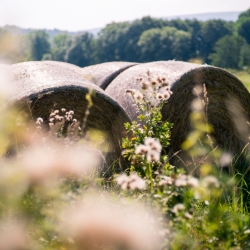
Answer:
[[159, 176, 173, 186], [141, 81, 149, 90], [134, 91, 143, 103], [163, 91, 170, 100], [156, 93, 163, 100], [175, 174, 187, 187], [146, 150, 160, 162], [135, 144, 149, 155], [151, 80, 157, 88], [187, 176, 199, 187]]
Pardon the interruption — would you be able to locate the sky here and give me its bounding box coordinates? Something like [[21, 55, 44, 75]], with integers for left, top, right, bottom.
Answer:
[[0, 0, 249, 32]]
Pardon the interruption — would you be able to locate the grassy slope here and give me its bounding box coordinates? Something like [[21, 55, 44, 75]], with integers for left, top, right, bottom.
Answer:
[[228, 69, 250, 91]]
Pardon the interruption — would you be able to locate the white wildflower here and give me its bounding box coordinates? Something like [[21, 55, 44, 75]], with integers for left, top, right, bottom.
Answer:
[[163, 91, 170, 100], [135, 144, 149, 155], [147, 97, 159, 108], [36, 117, 43, 124], [133, 91, 144, 103], [60, 194, 164, 250], [219, 153, 232, 167], [129, 173, 146, 190], [159, 176, 173, 186], [156, 93, 164, 100], [20, 143, 100, 183], [141, 81, 150, 90], [175, 174, 187, 187], [117, 173, 146, 190], [145, 137, 162, 152], [187, 176, 199, 187], [116, 174, 130, 190], [204, 200, 209, 205], [160, 77, 169, 87], [150, 80, 158, 88], [172, 204, 185, 214], [201, 175, 220, 188], [146, 150, 161, 162]]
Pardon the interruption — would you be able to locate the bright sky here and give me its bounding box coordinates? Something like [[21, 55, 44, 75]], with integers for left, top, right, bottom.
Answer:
[[1, 0, 249, 31]]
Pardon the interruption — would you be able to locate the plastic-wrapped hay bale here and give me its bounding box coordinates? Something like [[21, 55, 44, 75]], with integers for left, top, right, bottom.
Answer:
[[81, 61, 138, 89], [105, 60, 250, 174], [8, 61, 131, 175]]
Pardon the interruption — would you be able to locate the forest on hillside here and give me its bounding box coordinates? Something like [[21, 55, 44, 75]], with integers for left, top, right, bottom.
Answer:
[[0, 8, 250, 70]]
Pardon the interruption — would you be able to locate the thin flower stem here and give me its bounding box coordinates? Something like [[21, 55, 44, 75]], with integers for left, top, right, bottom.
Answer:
[[146, 162, 153, 191]]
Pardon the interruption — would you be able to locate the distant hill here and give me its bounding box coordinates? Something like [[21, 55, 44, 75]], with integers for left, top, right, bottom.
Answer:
[[1, 11, 243, 39], [165, 11, 241, 22], [1, 25, 101, 39]]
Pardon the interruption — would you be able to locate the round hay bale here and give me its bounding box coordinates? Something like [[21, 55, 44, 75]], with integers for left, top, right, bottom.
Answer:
[[8, 61, 131, 175], [105, 61, 250, 174], [81, 61, 138, 89]]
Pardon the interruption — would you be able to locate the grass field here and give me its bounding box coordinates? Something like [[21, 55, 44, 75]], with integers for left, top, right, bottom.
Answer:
[[227, 69, 250, 91], [188, 59, 250, 91]]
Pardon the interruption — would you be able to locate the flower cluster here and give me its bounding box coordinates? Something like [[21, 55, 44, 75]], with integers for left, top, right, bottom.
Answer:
[[159, 173, 199, 188], [126, 70, 173, 108], [135, 137, 162, 162], [17, 141, 100, 184], [116, 173, 146, 190], [60, 194, 164, 250], [48, 108, 77, 127], [35, 117, 43, 130]]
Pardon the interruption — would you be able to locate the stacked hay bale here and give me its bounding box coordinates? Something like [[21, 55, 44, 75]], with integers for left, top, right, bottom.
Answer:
[[7, 61, 131, 175], [2, 59, 250, 180], [105, 61, 250, 176], [81, 61, 138, 89]]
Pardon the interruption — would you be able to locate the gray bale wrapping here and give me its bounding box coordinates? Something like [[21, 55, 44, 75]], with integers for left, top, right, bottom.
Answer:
[[105, 61, 250, 173], [81, 61, 138, 89], [8, 61, 131, 173]]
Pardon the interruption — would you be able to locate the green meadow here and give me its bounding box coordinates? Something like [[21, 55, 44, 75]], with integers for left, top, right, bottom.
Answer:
[[231, 69, 250, 90]]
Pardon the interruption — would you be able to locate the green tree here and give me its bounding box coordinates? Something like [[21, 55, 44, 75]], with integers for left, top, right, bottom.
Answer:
[[96, 16, 168, 63], [27, 30, 51, 61], [96, 22, 130, 62], [168, 19, 191, 32], [239, 43, 250, 68], [185, 19, 202, 59], [65, 33, 94, 67], [209, 35, 247, 69], [51, 33, 71, 61], [199, 20, 233, 63], [235, 8, 250, 44], [137, 26, 191, 62]]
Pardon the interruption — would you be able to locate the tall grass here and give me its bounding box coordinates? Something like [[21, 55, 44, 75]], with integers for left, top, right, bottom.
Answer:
[[0, 70, 250, 249]]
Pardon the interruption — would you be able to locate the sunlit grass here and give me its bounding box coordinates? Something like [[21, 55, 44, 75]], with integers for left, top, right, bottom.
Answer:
[[228, 69, 250, 91]]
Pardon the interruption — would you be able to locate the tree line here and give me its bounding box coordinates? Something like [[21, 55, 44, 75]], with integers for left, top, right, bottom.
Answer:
[[1, 8, 250, 69]]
